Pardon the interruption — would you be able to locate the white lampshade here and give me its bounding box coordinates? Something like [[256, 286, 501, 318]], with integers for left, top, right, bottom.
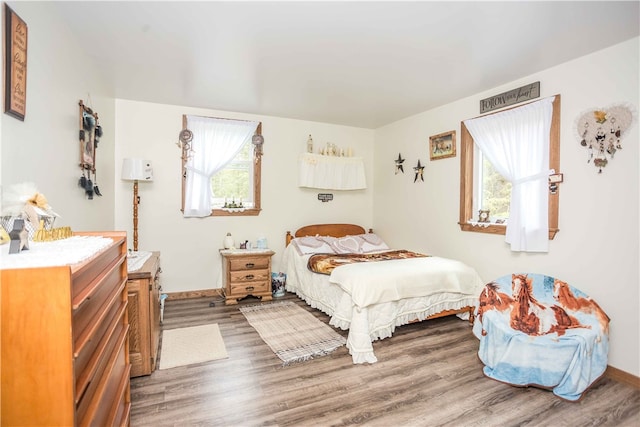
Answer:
[[121, 158, 153, 181]]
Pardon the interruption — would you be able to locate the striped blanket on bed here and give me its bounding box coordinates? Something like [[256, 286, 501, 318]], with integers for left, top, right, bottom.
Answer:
[[307, 250, 428, 275]]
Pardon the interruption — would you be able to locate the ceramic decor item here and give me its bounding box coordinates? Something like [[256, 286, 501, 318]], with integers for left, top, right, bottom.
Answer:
[[223, 232, 235, 249], [307, 134, 314, 153]]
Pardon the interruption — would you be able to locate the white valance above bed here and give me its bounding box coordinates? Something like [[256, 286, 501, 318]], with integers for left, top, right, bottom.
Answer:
[[298, 153, 367, 190]]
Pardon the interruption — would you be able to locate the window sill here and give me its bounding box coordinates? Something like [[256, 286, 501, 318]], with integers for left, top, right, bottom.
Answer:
[[458, 222, 558, 239], [459, 222, 506, 235], [212, 208, 261, 217]]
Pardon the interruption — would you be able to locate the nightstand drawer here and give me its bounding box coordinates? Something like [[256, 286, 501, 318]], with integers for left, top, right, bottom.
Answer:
[[229, 257, 270, 271], [229, 280, 270, 296], [230, 268, 270, 283]]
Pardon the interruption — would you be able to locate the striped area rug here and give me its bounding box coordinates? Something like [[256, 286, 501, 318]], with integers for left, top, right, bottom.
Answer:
[[239, 301, 346, 365]]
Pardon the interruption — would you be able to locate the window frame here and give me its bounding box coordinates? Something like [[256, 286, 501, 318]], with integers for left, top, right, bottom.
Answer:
[[458, 95, 560, 239], [181, 116, 262, 217]]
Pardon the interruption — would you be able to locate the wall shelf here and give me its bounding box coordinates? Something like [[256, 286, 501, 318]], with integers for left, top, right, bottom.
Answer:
[[298, 153, 366, 190]]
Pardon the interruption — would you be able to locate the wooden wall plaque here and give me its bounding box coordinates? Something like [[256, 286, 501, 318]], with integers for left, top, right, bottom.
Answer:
[[480, 82, 540, 114], [4, 4, 27, 121]]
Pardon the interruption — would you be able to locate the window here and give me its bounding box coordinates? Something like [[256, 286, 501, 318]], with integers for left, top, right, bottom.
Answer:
[[475, 152, 512, 221], [181, 115, 263, 217], [459, 95, 560, 241], [210, 141, 255, 208]]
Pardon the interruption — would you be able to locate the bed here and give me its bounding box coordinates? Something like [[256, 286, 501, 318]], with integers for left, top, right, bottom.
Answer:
[[282, 223, 485, 364]]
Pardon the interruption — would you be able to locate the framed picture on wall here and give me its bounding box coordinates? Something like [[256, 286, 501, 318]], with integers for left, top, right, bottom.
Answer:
[[4, 4, 28, 121], [429, 130, 456, 160]]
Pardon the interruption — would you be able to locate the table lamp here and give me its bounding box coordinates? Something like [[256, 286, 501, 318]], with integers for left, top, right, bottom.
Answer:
[[121, 158, 153, 251]]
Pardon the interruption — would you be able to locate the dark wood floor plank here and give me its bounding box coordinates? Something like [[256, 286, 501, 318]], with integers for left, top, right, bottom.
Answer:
[[130, 293, 640, 426]]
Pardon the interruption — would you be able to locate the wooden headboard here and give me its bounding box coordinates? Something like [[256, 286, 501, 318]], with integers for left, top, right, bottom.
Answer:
[[285, 224, 370, 246]]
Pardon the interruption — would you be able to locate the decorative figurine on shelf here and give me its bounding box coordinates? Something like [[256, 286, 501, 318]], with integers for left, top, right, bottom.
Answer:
[[478, 209, 490, 223], [307, 134, 314, 153], [223, 197, 243, 209], [8, 219, 29, 254]]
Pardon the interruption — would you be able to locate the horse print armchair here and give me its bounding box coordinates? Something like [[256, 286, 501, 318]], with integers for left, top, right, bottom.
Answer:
[[473, 273, 610, 401]]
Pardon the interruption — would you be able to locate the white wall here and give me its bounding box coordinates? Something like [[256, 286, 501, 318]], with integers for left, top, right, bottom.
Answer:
[[373, 38, 640, 377], [0, 1, 115, 231], [1, 2, 636, 378], [114, 100, 374, 293]]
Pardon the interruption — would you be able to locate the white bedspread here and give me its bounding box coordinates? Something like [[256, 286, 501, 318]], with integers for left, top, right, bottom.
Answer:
[[282, 244, 485, 364], [330, 256, 485, 308]]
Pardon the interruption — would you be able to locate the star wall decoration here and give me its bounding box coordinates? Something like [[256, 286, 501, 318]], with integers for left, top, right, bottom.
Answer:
[[413, 159, 424, 182], [395, 153, 405, 174]]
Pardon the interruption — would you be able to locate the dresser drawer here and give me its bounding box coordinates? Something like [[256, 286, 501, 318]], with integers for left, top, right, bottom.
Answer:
[[72, 241, 125, 301], [0, 231, 129, 427], [229, 256, 270, 271], [74, 299, 127, 404], [230, 268, 270, 283], [90, 340, 129, 427], [73, 266, 125, 356], [76, 320, 129, 426], [229, 280, 270, 296]]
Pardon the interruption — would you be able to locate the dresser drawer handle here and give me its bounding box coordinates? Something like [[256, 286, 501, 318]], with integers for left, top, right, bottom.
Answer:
[[245, 263, 255, 268], [245, 286, 255, 291], [245, 274, 255, 280]]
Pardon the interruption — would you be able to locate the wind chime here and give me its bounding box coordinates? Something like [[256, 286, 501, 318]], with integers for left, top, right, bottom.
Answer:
[[78, 99, 103, 198], [576, 104, 635, 173]]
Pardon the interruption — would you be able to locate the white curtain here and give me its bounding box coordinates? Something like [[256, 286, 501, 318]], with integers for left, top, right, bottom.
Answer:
[[463, 96, 555, 252], [183, 116, 259, 217]]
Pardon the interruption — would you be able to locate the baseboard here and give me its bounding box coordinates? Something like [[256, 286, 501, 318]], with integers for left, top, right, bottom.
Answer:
[[605, 365, 640, 388], [165, 289, 223, 301]]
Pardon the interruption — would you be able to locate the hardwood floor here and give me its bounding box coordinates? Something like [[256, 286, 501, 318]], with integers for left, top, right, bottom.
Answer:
[[131, 293, 640, 426]]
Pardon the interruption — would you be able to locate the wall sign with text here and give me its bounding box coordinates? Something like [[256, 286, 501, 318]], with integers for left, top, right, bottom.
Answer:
[[480, 82, 540, 114], [4, 4, 28, 121]]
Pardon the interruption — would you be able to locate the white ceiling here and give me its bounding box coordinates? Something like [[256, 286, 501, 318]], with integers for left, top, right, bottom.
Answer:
[[49, 1, 639, 129]]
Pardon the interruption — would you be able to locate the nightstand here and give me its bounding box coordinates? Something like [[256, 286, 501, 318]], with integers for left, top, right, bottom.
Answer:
[[220, 249, 274, 305], [127, 251, 161, 377]]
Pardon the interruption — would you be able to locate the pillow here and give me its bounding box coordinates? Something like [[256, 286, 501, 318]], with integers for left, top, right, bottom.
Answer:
[[330, 235, 362, 254], [290, 236, 336, 256], [359, 233, 390, 253], [330, 233, 390, 254]]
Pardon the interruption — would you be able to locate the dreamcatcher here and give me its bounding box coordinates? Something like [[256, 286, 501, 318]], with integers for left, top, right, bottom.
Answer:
[[575, 103, 636, 173], [177, 128, 194, 161]]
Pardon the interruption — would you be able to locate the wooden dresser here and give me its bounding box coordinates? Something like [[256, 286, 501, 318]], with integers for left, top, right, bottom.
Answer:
[[0, 231, 130, 426], [127, 251, 161, 377], [220, 249, 274, 305]]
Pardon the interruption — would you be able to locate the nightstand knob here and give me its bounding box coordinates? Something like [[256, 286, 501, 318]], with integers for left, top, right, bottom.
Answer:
[[245, 274, 255, 280], [245, 263, 255, 268], [245, 286, 255, 291]]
